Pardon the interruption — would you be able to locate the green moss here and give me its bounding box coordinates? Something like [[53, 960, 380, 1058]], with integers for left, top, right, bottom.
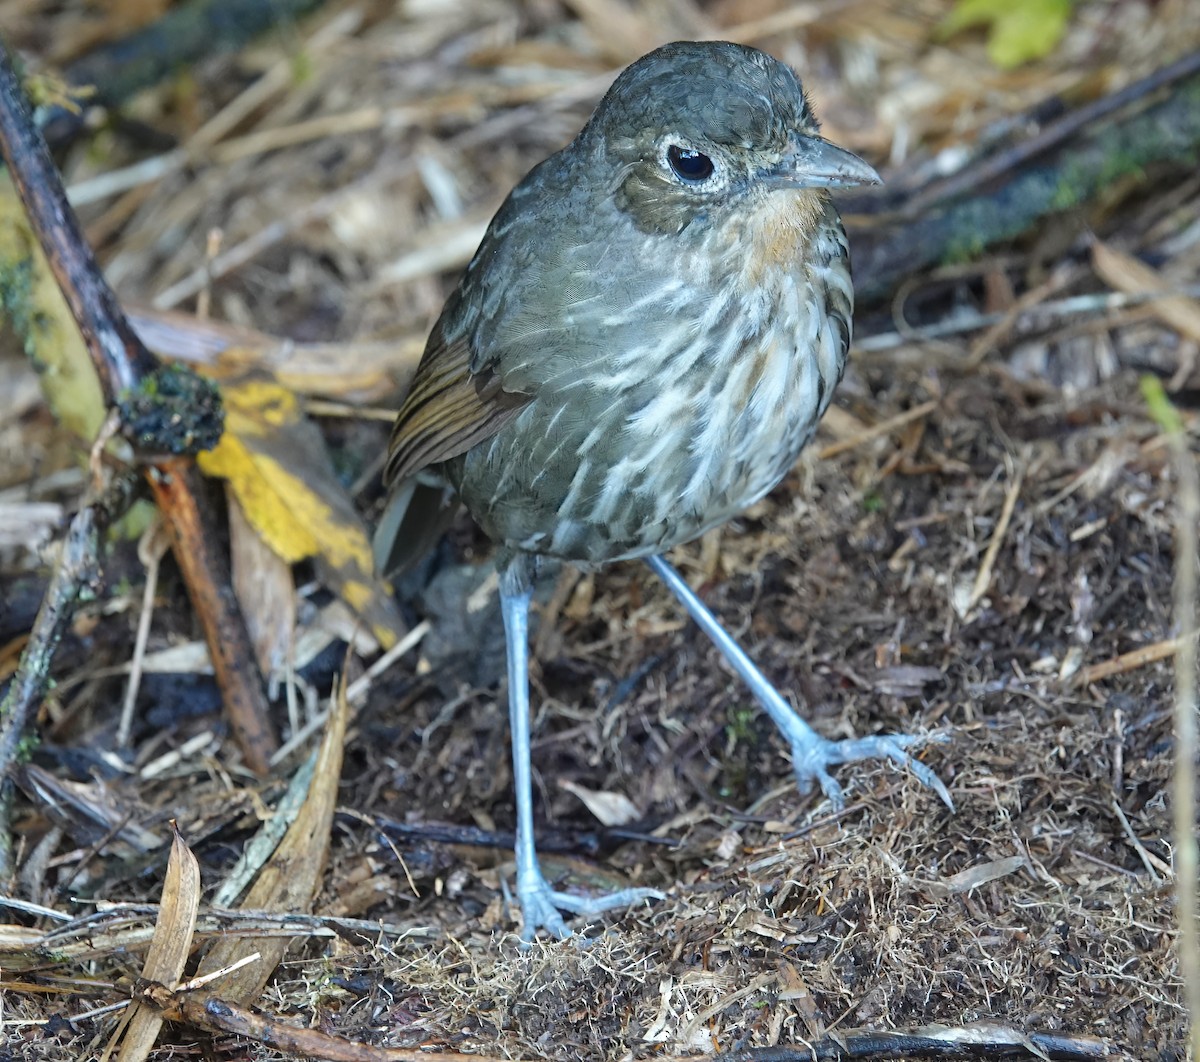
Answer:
[[118, 363, 224, 455], [15, 731, 40, 761], [726, 704, 758, 744], [942, 201, 996, 264], [1095, 139, 1146, 189], [1049, 159, 1089, 211], [0, 255, 39, 354], [291, 49, 314, 84]]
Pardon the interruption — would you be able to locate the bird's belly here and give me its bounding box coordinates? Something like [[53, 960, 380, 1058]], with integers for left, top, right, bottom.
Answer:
[[454, 304, 841, 565]]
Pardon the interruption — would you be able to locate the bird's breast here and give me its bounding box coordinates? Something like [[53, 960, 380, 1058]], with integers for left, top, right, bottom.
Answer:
[[738, 188, 826, 286], [454, 206, 852, 565]]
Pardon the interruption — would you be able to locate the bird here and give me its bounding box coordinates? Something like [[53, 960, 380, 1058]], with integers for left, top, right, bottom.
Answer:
[[375, 40, 952, 941]]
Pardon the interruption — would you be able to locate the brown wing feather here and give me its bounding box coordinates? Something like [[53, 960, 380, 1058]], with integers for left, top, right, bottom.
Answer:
[[383, 330, 530, 488]]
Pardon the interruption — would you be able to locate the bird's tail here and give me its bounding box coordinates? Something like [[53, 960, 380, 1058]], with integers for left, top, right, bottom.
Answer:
[[373, 476, 459, 578]]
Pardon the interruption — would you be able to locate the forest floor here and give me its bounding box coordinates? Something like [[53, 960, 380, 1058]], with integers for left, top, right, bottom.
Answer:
[[1, 0, 1198, 1058]]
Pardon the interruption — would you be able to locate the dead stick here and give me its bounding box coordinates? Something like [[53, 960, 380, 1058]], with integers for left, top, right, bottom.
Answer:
[[849, 55, 1200, 307], [1146, 379, 1200, 1059], [147, 460, 279, 772], [134, 982, 507, 1062], [818, 400, 939, 460], [711, 1025, 1113, 1059], [0, 44, 277, 772], [1076, 637, 1181, 686], [131, 983, 1115, 1062], [0, 507, 98, 785], [893, 49, 1200, 220], [0, 476, 136, 878]]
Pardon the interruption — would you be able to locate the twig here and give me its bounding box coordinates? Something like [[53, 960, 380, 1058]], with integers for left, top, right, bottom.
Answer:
[[269, 619, 429, 765], [709, 1024, 1114, 1060], [150, 71, 616, 309], [0, 80, 153, 393], [1109, 799, 1169, 882], [0, 481, 135, 882], [1074, 636, 1182, 686], [964, 268, 1079, 367], [212, 748, 318, 907], [851, 57, 1200, 307], [132, 982, 501, 1061], [44, 0, 329, 142], [817, 400, 939, 460], [0, 499, 101, 772], [1142, 376, 1200, 1059], [0, 45, 278, 773], [0, 476, 138, 878], [65, 9, 367, 208], [3, 906, 434, 963], [967, 458, 1025, 614], [856, 286, 1200, 354], [117, 520, 170, 747], [896, 49, 1200, 220], [145, 459, 279, 771]]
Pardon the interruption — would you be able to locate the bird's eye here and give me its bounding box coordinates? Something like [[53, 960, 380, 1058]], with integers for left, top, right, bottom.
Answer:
[[667, 145, 714, 183]]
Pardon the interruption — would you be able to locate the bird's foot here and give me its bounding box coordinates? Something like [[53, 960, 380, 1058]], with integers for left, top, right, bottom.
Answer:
[[514, 868, 664, 942], [644, 555, 952, 813], [788, 728, 953, 812]]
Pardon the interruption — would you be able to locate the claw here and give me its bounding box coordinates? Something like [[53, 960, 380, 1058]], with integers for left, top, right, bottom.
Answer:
[[792, 732, 954, 812], [515, 870, 664, 942], [646, 555, 954, 813]]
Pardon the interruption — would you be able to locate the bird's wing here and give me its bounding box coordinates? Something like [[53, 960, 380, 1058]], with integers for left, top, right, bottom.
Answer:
[[382, 326, 531, 488]]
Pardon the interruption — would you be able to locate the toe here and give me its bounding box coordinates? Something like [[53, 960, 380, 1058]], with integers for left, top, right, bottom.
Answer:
[[789, 732, 951, 810], [516, 879, 663, 940], [518, 893, 572, 941], [568, 886, 665, 917]]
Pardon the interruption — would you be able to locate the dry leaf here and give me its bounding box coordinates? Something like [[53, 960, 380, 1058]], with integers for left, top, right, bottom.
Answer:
[[194, 672, 349, 1004], [128, 306, 421, 405], [106, 823, 200, 1062], [228, 490, 296, 679], [932, 855, 1029, 897], [0, 502, 62, 552], [196, 369, 404, 649], [558, 779, 641, 826], [1092, 239, 1200, 346], [1, 182, 403, 652], [0, 175, 105, 443]]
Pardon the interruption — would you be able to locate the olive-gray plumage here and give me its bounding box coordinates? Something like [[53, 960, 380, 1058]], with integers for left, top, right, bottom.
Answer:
[[385, 42, 860, 567], [378, 41, 949, 940]]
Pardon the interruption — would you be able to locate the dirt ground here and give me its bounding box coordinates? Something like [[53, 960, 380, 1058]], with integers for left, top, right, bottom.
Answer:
[[1, 1, 1198, 1059]]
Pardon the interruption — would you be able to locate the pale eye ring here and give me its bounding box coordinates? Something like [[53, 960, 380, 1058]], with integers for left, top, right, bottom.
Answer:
[[666, 145, 714, 183]]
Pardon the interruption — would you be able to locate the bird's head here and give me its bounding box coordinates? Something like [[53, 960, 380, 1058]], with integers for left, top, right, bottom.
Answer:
[[580, 41, 880, 237]]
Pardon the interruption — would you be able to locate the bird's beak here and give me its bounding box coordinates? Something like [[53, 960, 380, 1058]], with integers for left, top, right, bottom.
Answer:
[[769, 134, 882, 190]]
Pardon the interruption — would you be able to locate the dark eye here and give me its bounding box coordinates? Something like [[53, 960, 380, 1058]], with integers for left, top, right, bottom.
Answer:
[[667, 145, 714, 183]]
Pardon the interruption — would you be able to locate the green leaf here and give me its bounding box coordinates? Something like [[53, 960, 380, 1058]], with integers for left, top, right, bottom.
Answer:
[[1141, 375, 1184, 437], [940, 0, 1073, 68]]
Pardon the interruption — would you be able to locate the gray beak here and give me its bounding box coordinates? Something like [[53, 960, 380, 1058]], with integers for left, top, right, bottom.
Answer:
[[770, 134, 882, 190]]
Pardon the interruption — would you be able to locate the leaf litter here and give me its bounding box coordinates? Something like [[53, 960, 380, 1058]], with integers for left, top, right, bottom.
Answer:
[[1, 0, 1199, 1058]]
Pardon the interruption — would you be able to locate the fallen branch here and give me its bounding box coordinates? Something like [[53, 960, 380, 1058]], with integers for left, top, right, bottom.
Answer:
[[130, 981, 501, 1062], [0, 474, 136, 879], [0, 45, 278, 773], [848, 51, 1200, 307], [41, 0, 331, 144], [711, 1023, 1114, 1060]]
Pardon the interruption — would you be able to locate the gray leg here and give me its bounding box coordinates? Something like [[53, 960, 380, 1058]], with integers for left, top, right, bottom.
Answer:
[[499, 560, 663, 941], [645, 554, 952, 810]]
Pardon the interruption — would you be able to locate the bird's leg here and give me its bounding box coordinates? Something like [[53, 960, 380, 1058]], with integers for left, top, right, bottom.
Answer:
[[499, 559, 663, 941], [645, 554, 953, 811]]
